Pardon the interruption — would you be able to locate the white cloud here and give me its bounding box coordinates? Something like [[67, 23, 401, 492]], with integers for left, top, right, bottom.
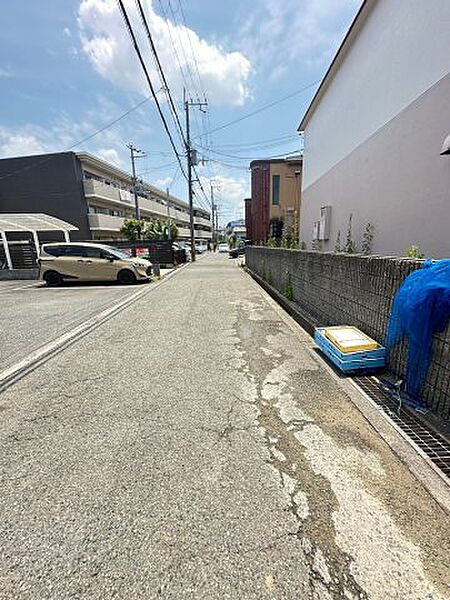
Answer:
[[0, 67, 14, 79], [0, 95, 145, 163], [63, 27, 72, 37], [200, 173, 249, 224], [77, 0, 251, 106], [96, 147, 124, 167], [154, 176, 172, 188], [0, 130, 45, 157], [241, 0, 361, 78]]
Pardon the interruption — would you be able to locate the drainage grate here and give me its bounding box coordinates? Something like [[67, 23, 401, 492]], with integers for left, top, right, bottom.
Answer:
[[354, 375, 450, 479]]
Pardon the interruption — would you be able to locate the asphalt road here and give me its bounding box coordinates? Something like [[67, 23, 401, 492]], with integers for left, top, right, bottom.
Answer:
[[0, 255, 449, 599], [0, 280, 149, 370]]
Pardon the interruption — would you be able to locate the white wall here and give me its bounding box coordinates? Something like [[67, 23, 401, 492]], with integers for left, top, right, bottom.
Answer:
[[299, 71, 450, 258], [303, 0, 450, 190]]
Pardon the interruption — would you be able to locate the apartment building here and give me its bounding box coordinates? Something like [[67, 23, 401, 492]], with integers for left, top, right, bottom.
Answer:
[[225, 219, 246, 241], [298, 0, 450, 258], [246, 156, 302, 243], [0, 151, 212, 243]]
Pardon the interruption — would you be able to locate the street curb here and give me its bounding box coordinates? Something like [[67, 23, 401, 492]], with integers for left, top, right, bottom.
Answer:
[[243, 265, 450, 516], [0, 265, 188, 394]]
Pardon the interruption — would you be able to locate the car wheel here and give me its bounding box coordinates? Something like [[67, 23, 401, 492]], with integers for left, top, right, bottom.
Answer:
[[117, 269, 137, 285], [44, 270, 62, 287]]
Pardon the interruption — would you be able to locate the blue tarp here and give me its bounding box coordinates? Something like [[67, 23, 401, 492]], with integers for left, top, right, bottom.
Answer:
[[386, 260, 450, 399]]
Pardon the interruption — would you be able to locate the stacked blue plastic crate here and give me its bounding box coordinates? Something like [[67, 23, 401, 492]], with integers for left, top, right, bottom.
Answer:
[[314, 327, 386, 374]]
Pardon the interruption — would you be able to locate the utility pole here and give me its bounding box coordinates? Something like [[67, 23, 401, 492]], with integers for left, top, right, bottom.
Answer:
[[166, 187, 172, 242], [215, 200, 220, 239], [184, 92, 207, 262], [210, 184, 215, 246], [127, 143, 145, 220], [210, 181, 220, 248]]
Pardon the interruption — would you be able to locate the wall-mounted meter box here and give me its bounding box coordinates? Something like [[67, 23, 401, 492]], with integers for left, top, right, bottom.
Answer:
[[319, 206, 331, 240]]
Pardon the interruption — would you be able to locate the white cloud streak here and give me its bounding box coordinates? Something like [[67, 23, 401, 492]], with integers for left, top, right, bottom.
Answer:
[[241, 0, 361, 79], [78, 0, 251, 106], [0, 67, 14, 79], [200, 173, 249, 224], [0, 96, 138, 168]]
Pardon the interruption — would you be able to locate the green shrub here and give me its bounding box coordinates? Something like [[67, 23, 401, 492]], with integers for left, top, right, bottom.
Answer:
[[406, 245, 425, 259], [285, 273, 293, 301]]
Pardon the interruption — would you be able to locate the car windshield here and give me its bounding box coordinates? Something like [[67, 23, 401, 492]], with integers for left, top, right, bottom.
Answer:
[[107, 247, 132, 259]]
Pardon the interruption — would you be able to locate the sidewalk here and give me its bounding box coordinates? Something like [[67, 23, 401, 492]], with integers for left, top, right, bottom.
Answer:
[[0, 254, 448, 599]]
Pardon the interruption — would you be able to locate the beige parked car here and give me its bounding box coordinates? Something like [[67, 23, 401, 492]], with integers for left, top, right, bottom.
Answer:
[[38, 242, 152, 286]]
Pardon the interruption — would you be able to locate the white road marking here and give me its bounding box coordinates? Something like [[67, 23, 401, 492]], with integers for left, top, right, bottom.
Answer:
[[0, 282, 41, 294], [0, 266, 186, 393]]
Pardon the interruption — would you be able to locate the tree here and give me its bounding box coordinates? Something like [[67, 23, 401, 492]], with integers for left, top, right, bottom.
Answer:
[[281, 212, 299, 249], [344, 213, 356, 254], [334, 230, 341, 253], [228, 233, 237, 249], [120, 219, 144, 242], [168, 222, 179, 241], [143, 218, 178, 241], [406, 245, 425, 259], [292, 211, 299, 248], [361, 223, 374, 255]]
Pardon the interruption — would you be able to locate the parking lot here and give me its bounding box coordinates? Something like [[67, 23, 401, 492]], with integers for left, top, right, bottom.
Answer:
[[0, 279, 153, 371]]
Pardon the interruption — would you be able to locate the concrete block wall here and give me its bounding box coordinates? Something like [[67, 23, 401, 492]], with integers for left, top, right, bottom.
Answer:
[[246, 247, 450, 422]]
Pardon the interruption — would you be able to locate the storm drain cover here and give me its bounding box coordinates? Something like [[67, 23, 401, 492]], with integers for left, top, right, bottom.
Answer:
[[354, 375, 450, 479]]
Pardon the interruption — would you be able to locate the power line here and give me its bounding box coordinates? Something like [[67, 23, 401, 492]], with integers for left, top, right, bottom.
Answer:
[[0, 95, 152, 181], [175, 3, 214, 210], [168, 165, 182, 190], [137, 160, 178, 175], [198, 146, 301, 161], [206, 158, 250, 171], [155, 0, 205, 159], [165, 0, 205, 144], [135, 0, 186, 149], [116, 0, 187, 181], [192, 164, 211, 206], [68, 96, 151, 151], [192, 80, 321, 139], [166, 0, 201, 99], [207, 138, 301, 154], [213, 134, 298, 149], [176, 0, 205, 97], [156, 0, 192, 96]]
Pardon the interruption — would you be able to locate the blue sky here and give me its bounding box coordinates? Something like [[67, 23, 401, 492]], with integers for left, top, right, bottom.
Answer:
[[0, 0, 361, 222]]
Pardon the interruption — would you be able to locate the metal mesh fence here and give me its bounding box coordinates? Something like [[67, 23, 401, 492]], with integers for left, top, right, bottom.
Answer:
[[246, 247, 450, 422]]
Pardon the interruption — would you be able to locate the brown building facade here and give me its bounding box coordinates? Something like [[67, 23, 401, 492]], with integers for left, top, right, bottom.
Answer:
[[247, 156, 302, 244]]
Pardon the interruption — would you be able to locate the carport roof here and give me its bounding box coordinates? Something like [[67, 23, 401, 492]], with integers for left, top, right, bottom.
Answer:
[[0, 213, 78, 233]]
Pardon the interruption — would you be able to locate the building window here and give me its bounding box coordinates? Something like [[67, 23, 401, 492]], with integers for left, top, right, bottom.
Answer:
[[270, 218, 283, 239], [272, 175, 280, 205]]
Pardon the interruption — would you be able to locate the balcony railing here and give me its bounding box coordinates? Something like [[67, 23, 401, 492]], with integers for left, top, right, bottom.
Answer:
[[194, 216, 211, 227], [88, 213, 125, 231], [84, 179, 190, 224], [194, 229, 212, 239], [176, 227, 191, 238]]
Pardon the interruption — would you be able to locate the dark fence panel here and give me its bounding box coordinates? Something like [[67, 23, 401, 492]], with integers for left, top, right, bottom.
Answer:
[[0, 240, 37, 269], [89, 240, 186, 266], [246, 247, 450, 422]]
